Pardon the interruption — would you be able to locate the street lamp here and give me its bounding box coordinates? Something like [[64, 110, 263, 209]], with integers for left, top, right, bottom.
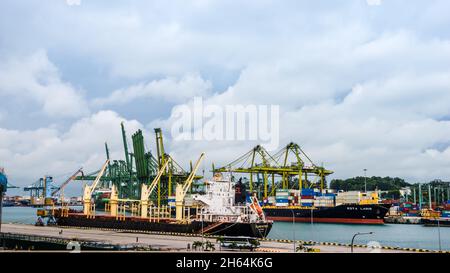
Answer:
[[351, 232, 374, 253], [437, 217, 442, 252], [290, 209, 296, 252], [363, 169, 367, 193]]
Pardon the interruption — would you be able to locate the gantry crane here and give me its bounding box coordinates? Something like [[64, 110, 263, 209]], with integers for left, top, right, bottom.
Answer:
[[175, 153, 205, 221], [215, 143, 333, 199], [272, 142, 333, 191]]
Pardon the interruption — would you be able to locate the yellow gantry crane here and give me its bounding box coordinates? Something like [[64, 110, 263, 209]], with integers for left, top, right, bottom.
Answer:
[[215, 143, 333, 199], [83, 160, 109, 216], [140, 158, 171, 218], [175, 153, 205, 221]]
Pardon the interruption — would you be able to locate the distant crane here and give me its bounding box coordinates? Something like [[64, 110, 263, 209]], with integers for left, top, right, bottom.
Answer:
[[51, 168, 84, 197]]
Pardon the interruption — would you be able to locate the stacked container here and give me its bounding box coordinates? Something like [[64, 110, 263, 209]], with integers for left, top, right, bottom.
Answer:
[[300, 188, 314, 207], [275, 189, 289, 207], [442, 211, 450, 218], [313, 195, 335, 207], [335, 191, 361, 205], [288, 189, 300, 206]]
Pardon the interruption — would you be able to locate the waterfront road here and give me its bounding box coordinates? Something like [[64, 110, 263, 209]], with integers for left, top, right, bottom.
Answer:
[[1, 223, 408, 253]]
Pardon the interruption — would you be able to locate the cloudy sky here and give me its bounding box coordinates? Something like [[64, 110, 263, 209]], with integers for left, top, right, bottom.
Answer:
[[1, 0, 450, 195]]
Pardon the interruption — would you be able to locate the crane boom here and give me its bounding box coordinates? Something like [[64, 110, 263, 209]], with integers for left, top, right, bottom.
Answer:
[[140, 158, 171, 218], [175, 153, 205, 221], [182, 153, 205, 194], [83, 159, 109, 215], [141, 158, 171, 201], [51, 168, 83, 196]]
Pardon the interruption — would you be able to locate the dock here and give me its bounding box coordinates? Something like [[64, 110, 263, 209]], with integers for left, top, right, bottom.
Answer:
[[0, 223, 434, 253]]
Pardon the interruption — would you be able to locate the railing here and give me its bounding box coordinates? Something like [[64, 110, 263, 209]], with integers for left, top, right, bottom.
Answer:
[[0, 232, 150, 251]]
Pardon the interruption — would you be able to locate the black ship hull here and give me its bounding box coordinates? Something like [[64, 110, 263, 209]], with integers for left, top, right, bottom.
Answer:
[[54, 212, 272, 238], [263, 204, 391, 224], [422, 218, 450, 227]]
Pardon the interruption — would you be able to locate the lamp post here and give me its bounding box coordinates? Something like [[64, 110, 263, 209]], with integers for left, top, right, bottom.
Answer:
[[437, 218, 442, 252], [201, 209, 204, 252], [290, 209, 296, 252], [0, 191, 3, 233], [363, 169, 367, 193], [351, 232, 373, 253]]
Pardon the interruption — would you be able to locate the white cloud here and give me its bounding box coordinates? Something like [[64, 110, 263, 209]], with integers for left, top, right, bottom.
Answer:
[[0, 50, 88, 118], [366, 0, 382, 6], [66, 0, 81, 6], [2, 1, 450, 188], [92, 73, 212, 106], [0, 110, 144, 193], [151, 31, 450, 183]]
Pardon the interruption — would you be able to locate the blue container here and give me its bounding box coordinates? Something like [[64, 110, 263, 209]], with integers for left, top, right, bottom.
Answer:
[[302, 203, 313, 207], [276, 199, 289, 203]]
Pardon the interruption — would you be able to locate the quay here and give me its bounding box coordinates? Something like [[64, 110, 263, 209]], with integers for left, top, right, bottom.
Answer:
[[0, 223, 440, 253]]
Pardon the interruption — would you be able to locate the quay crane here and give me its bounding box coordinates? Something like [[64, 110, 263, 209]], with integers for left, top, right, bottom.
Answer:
[[24, 168, 84, 206], [214, 143, 333, 199]]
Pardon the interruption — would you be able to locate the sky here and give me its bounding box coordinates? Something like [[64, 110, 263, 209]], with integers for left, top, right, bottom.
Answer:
[[1, 0, 450, 196]]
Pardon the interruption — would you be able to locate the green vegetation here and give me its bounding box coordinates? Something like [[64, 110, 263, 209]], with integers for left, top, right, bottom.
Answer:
[[330, 176, 409, 192], [330, 177, 450, 201]]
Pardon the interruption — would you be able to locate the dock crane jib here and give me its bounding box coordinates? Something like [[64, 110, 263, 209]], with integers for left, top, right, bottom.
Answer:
[[175, 153, 205, 221], [140, 158, 171, 218], [83, 160, 109, 215], [51, 168, 84, 197]]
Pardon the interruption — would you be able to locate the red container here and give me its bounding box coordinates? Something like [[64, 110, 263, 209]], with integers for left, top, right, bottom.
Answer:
[[301, 195, 314, 199]]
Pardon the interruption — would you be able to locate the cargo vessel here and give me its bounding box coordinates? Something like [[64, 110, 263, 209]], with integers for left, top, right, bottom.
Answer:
[[422, 218, 450, 227], [256, 189, 391, 224], [263, 203, 390, 224], [51, 174, 272, 238]]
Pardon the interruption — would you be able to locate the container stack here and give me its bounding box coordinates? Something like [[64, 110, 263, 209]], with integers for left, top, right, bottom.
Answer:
[[289, 190, 300, 206], [313, 195, 335, 207], [300, 188, 314, 207], [336, 191, 360, 205], [442, 211, 450, 218], [399, 202, 420, 216], [275, 189, 289, 207]]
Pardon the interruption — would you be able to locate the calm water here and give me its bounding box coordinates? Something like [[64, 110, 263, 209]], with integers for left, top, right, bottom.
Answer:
[[2, 207, 449, 250]]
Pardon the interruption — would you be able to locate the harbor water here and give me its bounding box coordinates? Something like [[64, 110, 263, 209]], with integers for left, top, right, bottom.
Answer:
[[2, 207, 449, 251]]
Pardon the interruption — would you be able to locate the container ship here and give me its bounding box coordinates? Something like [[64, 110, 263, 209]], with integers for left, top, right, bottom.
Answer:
[[253, 188, 391, 224], [50, 173, 272, 238], [421, 209, 450, 227]]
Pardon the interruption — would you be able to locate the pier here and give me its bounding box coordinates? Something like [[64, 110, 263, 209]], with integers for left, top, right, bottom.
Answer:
[[0, 223, 436, 253]]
